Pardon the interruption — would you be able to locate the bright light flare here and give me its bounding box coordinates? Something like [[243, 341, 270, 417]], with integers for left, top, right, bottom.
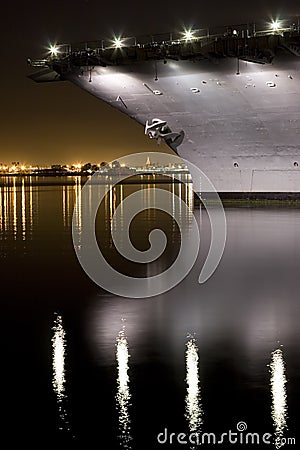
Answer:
[[9, 165, 17, 173], [49, 44, 59, 56], [270, 20, 281, 32], [183, 29, 194, 41], [113, 37, 124, 48]]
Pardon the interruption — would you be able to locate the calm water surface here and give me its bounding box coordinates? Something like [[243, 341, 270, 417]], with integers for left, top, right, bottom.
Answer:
[[1, 176, 299, 448]]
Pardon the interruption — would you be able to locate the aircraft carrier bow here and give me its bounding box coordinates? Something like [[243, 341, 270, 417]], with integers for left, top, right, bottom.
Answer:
[[28, 18, 300, 199]]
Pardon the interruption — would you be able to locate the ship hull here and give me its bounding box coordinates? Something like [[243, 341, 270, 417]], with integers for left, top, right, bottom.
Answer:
[[66, 55, 300, 196]]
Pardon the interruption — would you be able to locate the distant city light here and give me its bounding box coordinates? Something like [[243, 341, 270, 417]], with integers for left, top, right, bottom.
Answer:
[[183, 29, 194, 41], [49, 44, 59, 56], [0, 159, 190, 176], [113, 37, 123, 48]]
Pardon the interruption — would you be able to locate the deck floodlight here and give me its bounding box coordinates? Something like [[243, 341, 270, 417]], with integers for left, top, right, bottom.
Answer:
[[271, 20, 280, 32], [113, 37, 123, 48], [183, 29, 194, 41], [49, 45, 59, 56]]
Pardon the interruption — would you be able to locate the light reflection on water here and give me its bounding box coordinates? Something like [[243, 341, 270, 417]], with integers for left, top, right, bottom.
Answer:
[[0, 175, 192, 244], [185, 335, 202, 440], [13, 178, 17, 239], [116, 325, 132, 449], [73, 177, 82, 229], [1, 176, 300, 447], [270, 348, 288, 448], [52, 315, 66, 401], [21, 179, 26, 240], [0, 177, 37, 240], [52, 314, 72, 434]]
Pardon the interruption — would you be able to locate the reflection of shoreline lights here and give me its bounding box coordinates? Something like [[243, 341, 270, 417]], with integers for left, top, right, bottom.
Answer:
[[13, 178, 17, 240], [116, 327, 132, 449], [52, 315, 66, 401], [0, 181, 36, 237], [185, 336, 202, 435], [270, 348, 288, 449], [21, 179, 26, 240], [73, 177, 82, 251]]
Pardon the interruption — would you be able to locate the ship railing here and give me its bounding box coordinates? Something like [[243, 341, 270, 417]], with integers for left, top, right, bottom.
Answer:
[[27, 58, 49, 67], [254, 27, 293, 37], [54, 18, 299, 55], [28, 16, 300, 67]]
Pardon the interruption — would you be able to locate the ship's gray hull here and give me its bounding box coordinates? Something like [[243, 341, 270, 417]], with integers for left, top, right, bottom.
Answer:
[[66, 55, 300, 195]]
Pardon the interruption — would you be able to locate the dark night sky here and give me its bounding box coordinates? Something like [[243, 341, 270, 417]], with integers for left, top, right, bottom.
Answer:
[[1, 0, 299, 165]]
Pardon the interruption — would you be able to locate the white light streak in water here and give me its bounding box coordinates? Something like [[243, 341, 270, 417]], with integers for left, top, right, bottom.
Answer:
[[74, 176, 82, 230], [52, 315, 66, 401], [29, 178, 33, 232], [62, 185, 66, 228], [116, 327, 132, 449], [270, 348, 288, 449], [21, 179, 26, 240], [73, 177, 82, 255], [12, 178, 17, 240], [0, 186, 3, 233], [52, 315, 71, 433], [109, 186, 113, 221], [5, 186, 9, 232], [185, 335, 202, 436]]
